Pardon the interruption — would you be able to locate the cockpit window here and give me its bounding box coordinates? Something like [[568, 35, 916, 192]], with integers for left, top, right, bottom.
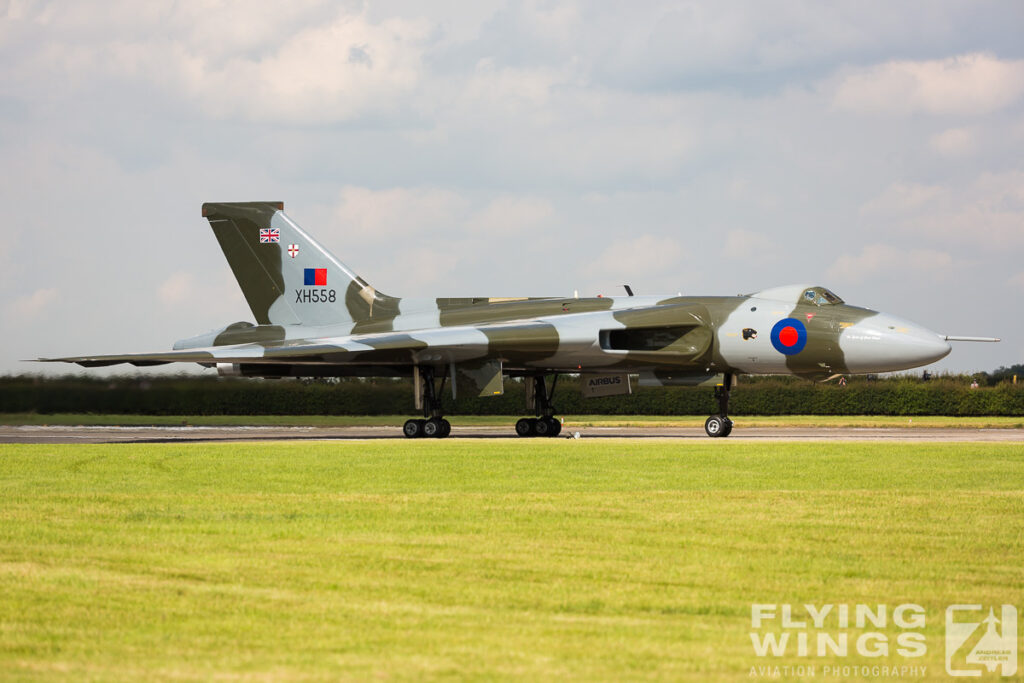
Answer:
[[819, 288, 843, 304], [803, 287, 844, 306]]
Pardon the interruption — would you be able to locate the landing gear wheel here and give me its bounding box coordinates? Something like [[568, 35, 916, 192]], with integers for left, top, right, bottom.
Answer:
[[423, 418, 445, 438], [403, 418, 425, 438], [534, 416, 560, 437], [705, 373, 736, 438], [411, 367, 450, 439], [518, 375, 563, 438], [705, 415, 728, 438], [515, 418, 536, 437]]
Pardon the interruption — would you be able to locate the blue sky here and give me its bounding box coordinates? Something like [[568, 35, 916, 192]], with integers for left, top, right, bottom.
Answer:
[[2, 1, 1022, 374]]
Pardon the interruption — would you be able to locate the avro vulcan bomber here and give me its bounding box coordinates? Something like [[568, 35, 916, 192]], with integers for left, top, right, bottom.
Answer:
[[42, 202, 998, 438]]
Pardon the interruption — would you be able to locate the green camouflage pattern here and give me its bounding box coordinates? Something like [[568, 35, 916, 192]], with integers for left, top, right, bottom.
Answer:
[[44, 202, 954, 389]]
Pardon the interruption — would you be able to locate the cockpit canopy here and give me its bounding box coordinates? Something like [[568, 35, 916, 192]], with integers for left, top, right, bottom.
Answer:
[[801, 286, 844, 306], [750, 284, 845, 306]]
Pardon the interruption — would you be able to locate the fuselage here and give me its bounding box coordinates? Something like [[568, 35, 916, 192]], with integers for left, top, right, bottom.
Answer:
[[178, 284, 950, 380]]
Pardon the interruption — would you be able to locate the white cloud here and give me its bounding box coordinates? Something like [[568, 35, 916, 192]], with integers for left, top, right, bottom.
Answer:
[[457, 60, 570, 116], [929, 127, 978, 156], [833, 53, 1024, 116], [158, 272, 196, 306], [827, 244, 952, 284], [724, 229, 776, 260], [861, 182, 945, 216], [7, 288, 58, 322], [592, 234, 684, 278], [156, 271, 243, 320], [190, 13, 430, 124], [374, 247, 460, 293], [860, 171, 1024, 248], [4, 5, 430, 125], [328, 186, 469, 242], [327, 186, 558, 242], [466, 195, 554, 235]]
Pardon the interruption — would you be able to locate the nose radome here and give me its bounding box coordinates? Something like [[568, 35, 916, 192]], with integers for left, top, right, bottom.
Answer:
[[840, 314, 951, 374]]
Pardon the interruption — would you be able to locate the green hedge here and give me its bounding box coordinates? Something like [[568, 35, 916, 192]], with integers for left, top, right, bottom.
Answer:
[[1, 375, 1022, 416]]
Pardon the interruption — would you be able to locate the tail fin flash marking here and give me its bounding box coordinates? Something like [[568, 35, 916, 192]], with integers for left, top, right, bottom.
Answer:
[[202, 202, 400, 328]]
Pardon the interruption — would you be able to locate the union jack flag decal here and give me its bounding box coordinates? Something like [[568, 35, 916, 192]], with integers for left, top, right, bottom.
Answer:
[[259, 228, 280, 243]]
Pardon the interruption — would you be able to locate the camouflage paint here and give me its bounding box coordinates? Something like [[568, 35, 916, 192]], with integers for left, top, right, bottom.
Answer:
[[42, 203, 953, 390]]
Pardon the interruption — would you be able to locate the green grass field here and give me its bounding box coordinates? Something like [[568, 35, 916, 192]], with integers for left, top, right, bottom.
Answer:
[[2, 413, 1023, 428], [1, 441, 1022, 680]]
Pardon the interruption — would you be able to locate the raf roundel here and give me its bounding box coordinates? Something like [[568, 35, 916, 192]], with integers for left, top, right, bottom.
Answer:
[[770, 318, 808, 355]]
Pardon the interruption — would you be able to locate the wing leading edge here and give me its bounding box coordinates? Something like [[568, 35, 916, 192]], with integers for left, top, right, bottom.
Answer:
[[37, 322, 558, 369]]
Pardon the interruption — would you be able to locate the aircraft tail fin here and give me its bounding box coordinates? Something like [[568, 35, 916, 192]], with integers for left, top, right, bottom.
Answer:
[[201, 202, 398, 326]]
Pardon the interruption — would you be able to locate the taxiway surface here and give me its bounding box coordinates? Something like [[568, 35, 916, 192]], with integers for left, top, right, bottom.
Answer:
[[2, 425, 1021, 444]]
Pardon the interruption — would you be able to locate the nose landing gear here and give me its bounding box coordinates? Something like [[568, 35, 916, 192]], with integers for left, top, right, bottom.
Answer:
[[705, 373, 734, 438]]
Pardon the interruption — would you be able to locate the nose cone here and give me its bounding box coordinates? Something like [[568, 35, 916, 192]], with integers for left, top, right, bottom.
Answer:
[[840, 314, 951, 373]]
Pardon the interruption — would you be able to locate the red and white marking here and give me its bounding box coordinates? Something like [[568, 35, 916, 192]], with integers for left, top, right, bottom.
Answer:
[[287, 244, 299, 258]]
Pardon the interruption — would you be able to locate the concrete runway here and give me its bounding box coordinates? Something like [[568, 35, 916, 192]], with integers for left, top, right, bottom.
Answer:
[[2, 424, 1021, 444]]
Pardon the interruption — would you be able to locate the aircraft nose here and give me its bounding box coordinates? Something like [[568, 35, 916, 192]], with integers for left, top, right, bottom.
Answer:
[[840, 314, 951, 373]]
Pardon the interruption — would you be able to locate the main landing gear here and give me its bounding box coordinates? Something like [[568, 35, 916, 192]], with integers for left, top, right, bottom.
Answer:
[[403, 367, 452, 439], [704, 372, 734, 438], [515, 375, 562, 438]]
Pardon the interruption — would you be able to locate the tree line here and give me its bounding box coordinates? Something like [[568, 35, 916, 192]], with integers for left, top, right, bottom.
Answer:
[[1, 372, 1021, 416]]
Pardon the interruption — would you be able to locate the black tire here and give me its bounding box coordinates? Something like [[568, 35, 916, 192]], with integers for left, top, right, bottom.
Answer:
[[439, 418, 451, 438], [515, 418, 536, 437], [423, 418, 443, 438], [403, 419, 424, 438], [536, 416, 561, 437], [704, 415, 726, 438], [720, 418, 733, 437]]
